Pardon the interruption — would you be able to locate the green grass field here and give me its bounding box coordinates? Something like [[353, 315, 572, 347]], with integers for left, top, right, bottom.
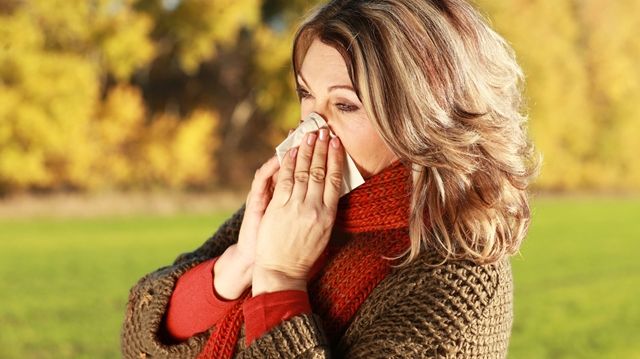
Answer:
[[0, 198, 638, 358]]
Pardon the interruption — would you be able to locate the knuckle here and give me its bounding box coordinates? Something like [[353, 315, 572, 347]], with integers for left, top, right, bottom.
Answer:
[[294, 170, 310, 183], [279, 177, 294, 189], [321, 213, 334, 227], [329, 173, 342, 189], [309, 166, 326, 183], [303, 208, 321, 222], [300, 149, 313, 161]]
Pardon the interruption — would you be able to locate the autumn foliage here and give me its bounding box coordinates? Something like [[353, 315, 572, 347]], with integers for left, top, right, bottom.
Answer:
[[0, 0, 638, 194]]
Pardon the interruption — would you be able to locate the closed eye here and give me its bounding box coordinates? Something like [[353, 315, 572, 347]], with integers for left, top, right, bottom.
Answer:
[[296, 85, 360, 113], [335, 103, 359, 113], [296, 87, 311, 100]]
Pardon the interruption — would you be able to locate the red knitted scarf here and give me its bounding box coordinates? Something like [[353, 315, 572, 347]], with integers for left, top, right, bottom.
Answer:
[[198, 160, 413, 358]]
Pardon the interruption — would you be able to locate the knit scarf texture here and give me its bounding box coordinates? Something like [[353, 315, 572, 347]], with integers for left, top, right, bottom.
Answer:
[[197, 160, 414, 359]]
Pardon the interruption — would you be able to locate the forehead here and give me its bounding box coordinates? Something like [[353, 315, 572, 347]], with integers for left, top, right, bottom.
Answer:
[[299, 38, 351, 85]]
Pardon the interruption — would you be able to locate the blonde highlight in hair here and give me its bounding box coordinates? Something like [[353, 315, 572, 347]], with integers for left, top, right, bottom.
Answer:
[[292, 0, 542, 267]]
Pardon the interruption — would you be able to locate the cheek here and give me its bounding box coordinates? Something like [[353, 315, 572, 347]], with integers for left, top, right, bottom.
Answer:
[[300, 102, 313, 123], [334, 117, 378, 161]]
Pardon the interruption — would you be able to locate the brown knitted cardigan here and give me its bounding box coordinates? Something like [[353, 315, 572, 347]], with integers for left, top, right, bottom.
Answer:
[[120, 163, 514, 358]]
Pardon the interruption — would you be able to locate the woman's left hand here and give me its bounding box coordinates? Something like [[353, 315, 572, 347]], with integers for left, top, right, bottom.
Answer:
[[252, 128, 345, 295]]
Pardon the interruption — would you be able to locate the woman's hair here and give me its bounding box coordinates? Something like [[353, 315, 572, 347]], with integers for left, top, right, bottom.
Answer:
[[292, 0, 542, 267]]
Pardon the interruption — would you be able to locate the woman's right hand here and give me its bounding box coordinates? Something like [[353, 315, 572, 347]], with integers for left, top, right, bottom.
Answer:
[[213, 129, 292, 300], [213, 154, 282, 300], [234, 129, 293, 267], [235, 154, 281, 268]]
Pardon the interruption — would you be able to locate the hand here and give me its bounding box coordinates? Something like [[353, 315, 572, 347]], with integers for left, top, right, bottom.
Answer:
[[214, 155, 279, 300], [235, 128, 294, 267], [215, 130, 298, 301], [253, 128, 345, 295], [235, 156, 280, 268]]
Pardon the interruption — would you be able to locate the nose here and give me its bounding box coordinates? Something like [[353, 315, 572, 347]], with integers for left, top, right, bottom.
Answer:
[[301, 99, 330, 123], [300, 110, 334, 133], [301, 109, 325, 123]]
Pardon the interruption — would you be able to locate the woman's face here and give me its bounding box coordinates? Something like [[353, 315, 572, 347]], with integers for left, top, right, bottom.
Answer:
[[296, 38, 398, 179]]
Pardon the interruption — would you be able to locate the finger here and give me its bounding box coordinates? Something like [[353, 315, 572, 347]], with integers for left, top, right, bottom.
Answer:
[[271, 129, 293, 195], [269, 170, 278, 195], [247, 156, 280, 209], [272, 146, 298, 205], [291, 131, 317, 201], [250, 156, 279, 193], [324, 136, 345, 209], [305, 128, 330, 204]]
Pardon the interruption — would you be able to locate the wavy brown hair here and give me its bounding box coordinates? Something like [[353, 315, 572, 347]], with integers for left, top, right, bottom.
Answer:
[[292, 0, 542, 267]]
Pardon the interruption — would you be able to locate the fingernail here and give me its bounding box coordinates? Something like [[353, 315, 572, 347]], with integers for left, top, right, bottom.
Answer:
[[319, 129, 327, 141], [290, 147, 298, 158], [331, 137, 340, 148], [307, 133, 317, 146]]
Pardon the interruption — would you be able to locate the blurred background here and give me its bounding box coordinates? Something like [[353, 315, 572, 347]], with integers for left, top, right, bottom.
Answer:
[[0, 0, 638, 358]]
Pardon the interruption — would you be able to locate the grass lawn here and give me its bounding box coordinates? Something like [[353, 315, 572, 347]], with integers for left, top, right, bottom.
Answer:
[[0, 198, 638, 358]]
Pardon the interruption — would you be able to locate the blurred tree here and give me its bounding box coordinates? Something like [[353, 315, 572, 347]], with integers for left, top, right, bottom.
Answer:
[[0, 4, 101, 191], [0, 0, 638, 194], [130, 0, 311, 185], [573, 0, 640, 190], [0, 0, 227, 193], [475, 0, 640, 191], [476, 0, 596, 191]]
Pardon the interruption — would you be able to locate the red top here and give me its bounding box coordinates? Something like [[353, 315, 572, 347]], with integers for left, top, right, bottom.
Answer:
[[165, 250, 328, 346]]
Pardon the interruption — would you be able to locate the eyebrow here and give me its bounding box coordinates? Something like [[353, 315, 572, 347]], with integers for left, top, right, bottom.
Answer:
[[297, 73, 356, 93]]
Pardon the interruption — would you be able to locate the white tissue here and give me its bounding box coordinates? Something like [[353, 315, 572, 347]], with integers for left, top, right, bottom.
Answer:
[[275, 112, 365, 197]]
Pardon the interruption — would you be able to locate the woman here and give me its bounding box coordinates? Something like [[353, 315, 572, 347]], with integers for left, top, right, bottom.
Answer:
[[121, 0, 540, 358]]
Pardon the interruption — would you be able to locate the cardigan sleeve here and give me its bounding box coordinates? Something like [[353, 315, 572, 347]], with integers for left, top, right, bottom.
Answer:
[[242, 290, 312, 346], [120, 204, 246, 359], [240, 246, 327, 347], [238, 258, 506, 358]]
